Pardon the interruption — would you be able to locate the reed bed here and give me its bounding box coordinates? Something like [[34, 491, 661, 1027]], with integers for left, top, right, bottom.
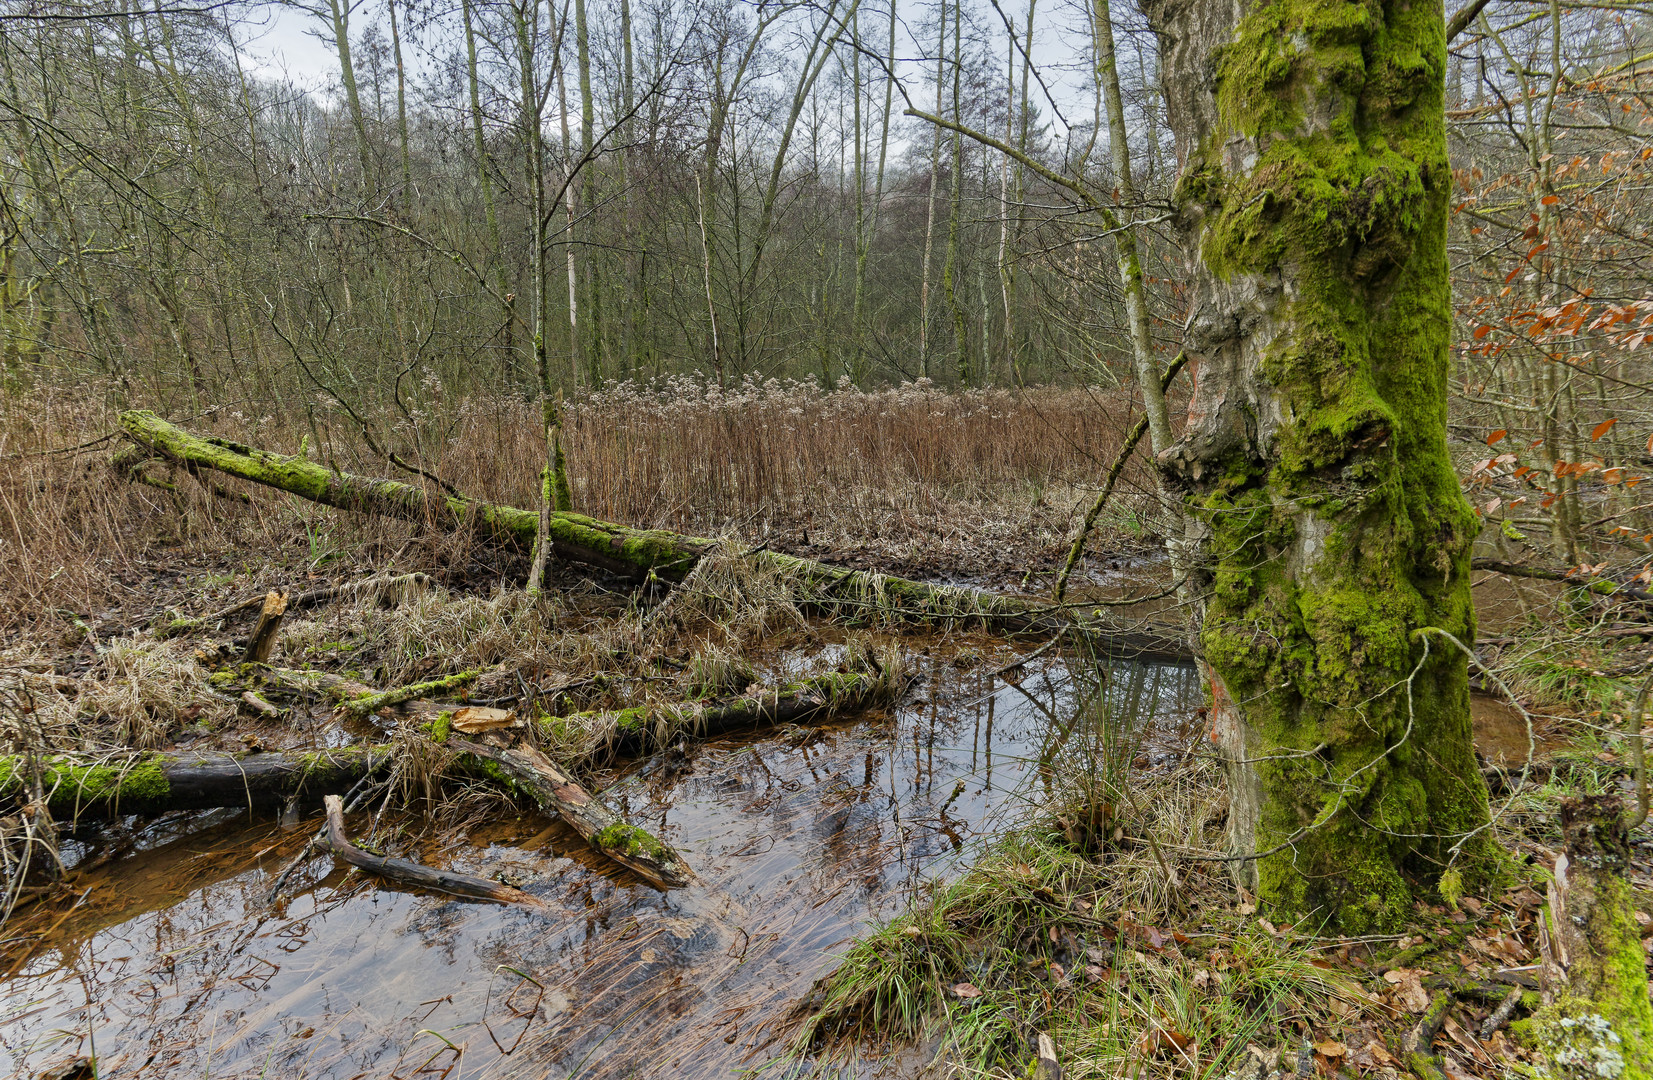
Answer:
[[449, 375, 1140, 529]]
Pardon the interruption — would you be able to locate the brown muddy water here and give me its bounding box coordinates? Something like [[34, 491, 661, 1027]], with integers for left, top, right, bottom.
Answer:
[[0, 645, 1204, 1079]]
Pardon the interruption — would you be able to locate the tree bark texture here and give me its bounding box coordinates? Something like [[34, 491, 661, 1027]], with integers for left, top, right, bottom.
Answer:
[[1144, 0, 1495, 928]]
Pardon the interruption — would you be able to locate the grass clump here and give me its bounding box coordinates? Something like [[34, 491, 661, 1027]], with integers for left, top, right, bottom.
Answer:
[[792, 820, 1360, 1079]]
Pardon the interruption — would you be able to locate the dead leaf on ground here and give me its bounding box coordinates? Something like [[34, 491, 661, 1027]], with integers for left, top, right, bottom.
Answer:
[[1140, 1025, 1194, 1059], [950, 982, 981, 999], [451, 706, 520, 733], [1382, 967, 1431, 1013]]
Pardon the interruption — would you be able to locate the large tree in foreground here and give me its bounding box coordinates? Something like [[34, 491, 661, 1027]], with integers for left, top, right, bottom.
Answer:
[[1143, 0, 1498, 929]]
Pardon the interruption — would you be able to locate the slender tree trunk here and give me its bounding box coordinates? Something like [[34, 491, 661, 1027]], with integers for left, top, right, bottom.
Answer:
[[557, 59, 582, 388], [732, 0, 855, 371], [575, 0, 602, 384], [851, 0, 896, 388], [620, 0, 642, 377], [515, 0, 571, 592], [1146, 0, 1497, 929], [1092, 0, 1170, 455], [918, 2, 945, 379], [388, 0, 411, 203], [942, 0, 967, 387], [997, 17, 1015, 385], [325, 0, 374, 189]]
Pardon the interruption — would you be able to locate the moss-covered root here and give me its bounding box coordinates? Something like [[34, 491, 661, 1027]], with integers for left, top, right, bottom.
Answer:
[[0, 746, 388, 818], [1534, 796, 1653, 1080], [335, 668, 491, 722], [1403, 991, 1454, 1080], [449, 738, 693, 889]]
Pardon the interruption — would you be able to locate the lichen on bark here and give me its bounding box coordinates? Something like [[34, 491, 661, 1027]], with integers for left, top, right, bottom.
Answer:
[[1146, 0, 1498, 929]]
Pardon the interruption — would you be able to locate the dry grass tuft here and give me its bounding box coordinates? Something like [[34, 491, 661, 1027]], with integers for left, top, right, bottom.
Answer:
[[80, 638, 236, 748], [284, 586, 570, 686], [3, 637, 234, 751]]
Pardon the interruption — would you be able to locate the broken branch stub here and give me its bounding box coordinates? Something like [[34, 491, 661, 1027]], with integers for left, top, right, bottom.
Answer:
[[243, 591, 288, 663]]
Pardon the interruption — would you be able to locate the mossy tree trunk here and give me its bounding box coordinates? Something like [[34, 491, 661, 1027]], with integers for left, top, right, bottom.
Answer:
[[1145, 0, 1497, 929]]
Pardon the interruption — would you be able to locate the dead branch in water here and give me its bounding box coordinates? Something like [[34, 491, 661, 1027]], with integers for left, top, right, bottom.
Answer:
[[321, 794, 545, 907], [451, 738, 693, 889]]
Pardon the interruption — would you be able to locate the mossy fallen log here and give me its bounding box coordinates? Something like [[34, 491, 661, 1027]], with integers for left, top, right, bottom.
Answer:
[[546, 670, 908, 759], [334, 667, 491, 721], [1534, 795, 1653, 1078], [120, 409, 707, 580], [118, 411, 1190, 660], [0, 746, 389, 818], [450, 738, 693, 889]]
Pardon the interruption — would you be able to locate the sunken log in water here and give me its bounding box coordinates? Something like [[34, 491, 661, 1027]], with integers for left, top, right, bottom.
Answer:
[[562, 671, 909, 757], [117, 411, 1190, 661], [320, 794, 546, 907], [450, 739, 693, 889]]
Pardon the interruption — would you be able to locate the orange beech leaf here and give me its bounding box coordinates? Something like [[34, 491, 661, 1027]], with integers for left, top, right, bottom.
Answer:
[[1542, 194, 1560, 205], [1487, 429, 1508, 444], [1474, 324, 1493, 339], [1593, 418, 1619, 441]]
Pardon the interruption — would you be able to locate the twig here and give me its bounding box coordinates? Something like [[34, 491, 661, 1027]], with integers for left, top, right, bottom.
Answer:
[[1053, 353, 1187, 604], [1479, 986, 1525, 1040]]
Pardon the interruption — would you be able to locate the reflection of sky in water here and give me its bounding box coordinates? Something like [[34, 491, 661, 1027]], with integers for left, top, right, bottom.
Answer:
[[0, 653, 1199, 1080]]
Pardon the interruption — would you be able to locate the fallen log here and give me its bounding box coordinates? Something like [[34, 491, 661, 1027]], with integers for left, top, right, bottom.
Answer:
[[261, 666, 445, 721], [118, 411, 1190, 661], [120, 409, 704, 580], [547, 670, 909, 760], [450, 738, 693, 889], [1535, 795, 1653, 1075], [1472, 557, 1653, 601], [0, 746, 389, 818], [321, 794, 544, 908], [334, 667, 491, 722]]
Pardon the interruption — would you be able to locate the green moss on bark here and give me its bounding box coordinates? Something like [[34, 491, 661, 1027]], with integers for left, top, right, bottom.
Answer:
[[1173, 0, 1498, 929], [593, 821, 670, 860], [0, 753, 171, 810]]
